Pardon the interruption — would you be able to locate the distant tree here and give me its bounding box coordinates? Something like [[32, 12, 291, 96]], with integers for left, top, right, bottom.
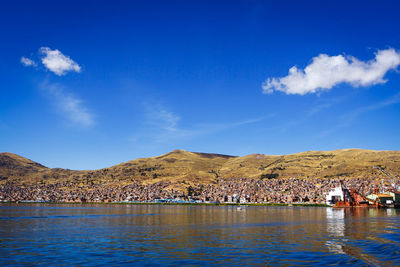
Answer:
[[261, 173, 279, 179], [187, 186, 194, 197]]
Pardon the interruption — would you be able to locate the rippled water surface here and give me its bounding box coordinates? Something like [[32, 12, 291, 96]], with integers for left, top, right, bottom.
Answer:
[[1, 204, 400, 266]]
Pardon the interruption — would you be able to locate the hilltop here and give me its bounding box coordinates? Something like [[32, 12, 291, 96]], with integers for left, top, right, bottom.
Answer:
[[1, 149, 400, 190]]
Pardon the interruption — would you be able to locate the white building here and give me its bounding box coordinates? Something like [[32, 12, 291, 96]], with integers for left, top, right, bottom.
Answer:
[[325, 186, 344, 206]]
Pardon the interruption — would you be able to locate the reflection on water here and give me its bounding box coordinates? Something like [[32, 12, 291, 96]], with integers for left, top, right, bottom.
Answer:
[[1, 204, 400, 266], [326, 208, 345, 254]]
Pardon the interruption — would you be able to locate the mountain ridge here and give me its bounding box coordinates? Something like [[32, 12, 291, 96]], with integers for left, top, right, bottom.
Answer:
[[3, 148, 397, 170], [1, 149, 400, 189]]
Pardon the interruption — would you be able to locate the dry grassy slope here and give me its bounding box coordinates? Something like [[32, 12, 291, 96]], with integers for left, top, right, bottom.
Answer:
[[1, 149, 400, 187], [219, 149, 400, 180], [106, 150, 234, 188], [0, 152, 48, 184]]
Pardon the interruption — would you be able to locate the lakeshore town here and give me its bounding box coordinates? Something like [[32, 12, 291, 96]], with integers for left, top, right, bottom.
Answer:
[[1, 176, 398, 205]]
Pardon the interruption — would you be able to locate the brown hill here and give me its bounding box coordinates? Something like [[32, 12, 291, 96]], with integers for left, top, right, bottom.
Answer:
[[0, 152, 48, 183], [1, 149, 400, 189]]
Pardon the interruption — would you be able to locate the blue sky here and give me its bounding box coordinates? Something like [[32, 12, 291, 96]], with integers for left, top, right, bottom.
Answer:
[[1, 0, 400, 170]]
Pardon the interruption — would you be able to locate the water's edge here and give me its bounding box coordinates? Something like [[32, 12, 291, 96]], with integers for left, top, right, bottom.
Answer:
[[1, 201, 330, 207]]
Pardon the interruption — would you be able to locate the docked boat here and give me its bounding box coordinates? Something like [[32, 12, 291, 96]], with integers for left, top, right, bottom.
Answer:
[[366, 193, 394, 208], [326, 184, 372, 208], [386, 190, 400, 208], [366, 188, 400, 208]]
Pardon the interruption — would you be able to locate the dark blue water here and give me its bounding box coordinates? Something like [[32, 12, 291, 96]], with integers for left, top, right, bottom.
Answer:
[[1, 204, 399, 266]]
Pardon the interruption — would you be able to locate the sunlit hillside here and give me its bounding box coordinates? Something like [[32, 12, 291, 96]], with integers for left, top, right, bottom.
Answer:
[[1, 149, 400, 189]]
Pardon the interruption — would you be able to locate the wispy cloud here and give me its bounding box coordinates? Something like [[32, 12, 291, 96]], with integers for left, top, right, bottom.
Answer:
[[139, 104, 271, 142], [21, 48, 92, 127], [39, 47, 81, 76], [263, 48, 400, 95], [277, 97, 345, 132], [40, 81, 94, 127], [318, 92, 400, 137], [20, 56, 37, 67], [146, 105, 181, 133]]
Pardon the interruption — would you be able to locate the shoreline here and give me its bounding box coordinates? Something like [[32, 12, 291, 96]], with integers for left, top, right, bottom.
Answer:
[[0, 201, 330, 207]]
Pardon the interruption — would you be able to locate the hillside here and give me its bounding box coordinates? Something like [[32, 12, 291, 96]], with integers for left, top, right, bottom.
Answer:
[[1, 149, 400, 189]]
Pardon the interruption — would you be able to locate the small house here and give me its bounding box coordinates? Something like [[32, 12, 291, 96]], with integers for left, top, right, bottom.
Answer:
[[366, 193, 394, 207]]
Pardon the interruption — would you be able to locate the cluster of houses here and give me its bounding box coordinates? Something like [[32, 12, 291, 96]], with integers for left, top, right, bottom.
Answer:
[[1, 176, 399, 207]]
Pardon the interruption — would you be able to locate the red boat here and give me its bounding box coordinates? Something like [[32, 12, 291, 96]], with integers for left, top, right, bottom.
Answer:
[[326, 183, 377, 208]]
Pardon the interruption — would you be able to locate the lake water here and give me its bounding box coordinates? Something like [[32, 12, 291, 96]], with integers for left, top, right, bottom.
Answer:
[[1, 204, 400, 266]]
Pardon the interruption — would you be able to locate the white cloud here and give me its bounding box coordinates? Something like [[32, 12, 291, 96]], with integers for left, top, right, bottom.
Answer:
[[20, 57, 37, 67], [263, 48, 400, 95], [39, 47, 81, 76], [41, 82, 94, 127]]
